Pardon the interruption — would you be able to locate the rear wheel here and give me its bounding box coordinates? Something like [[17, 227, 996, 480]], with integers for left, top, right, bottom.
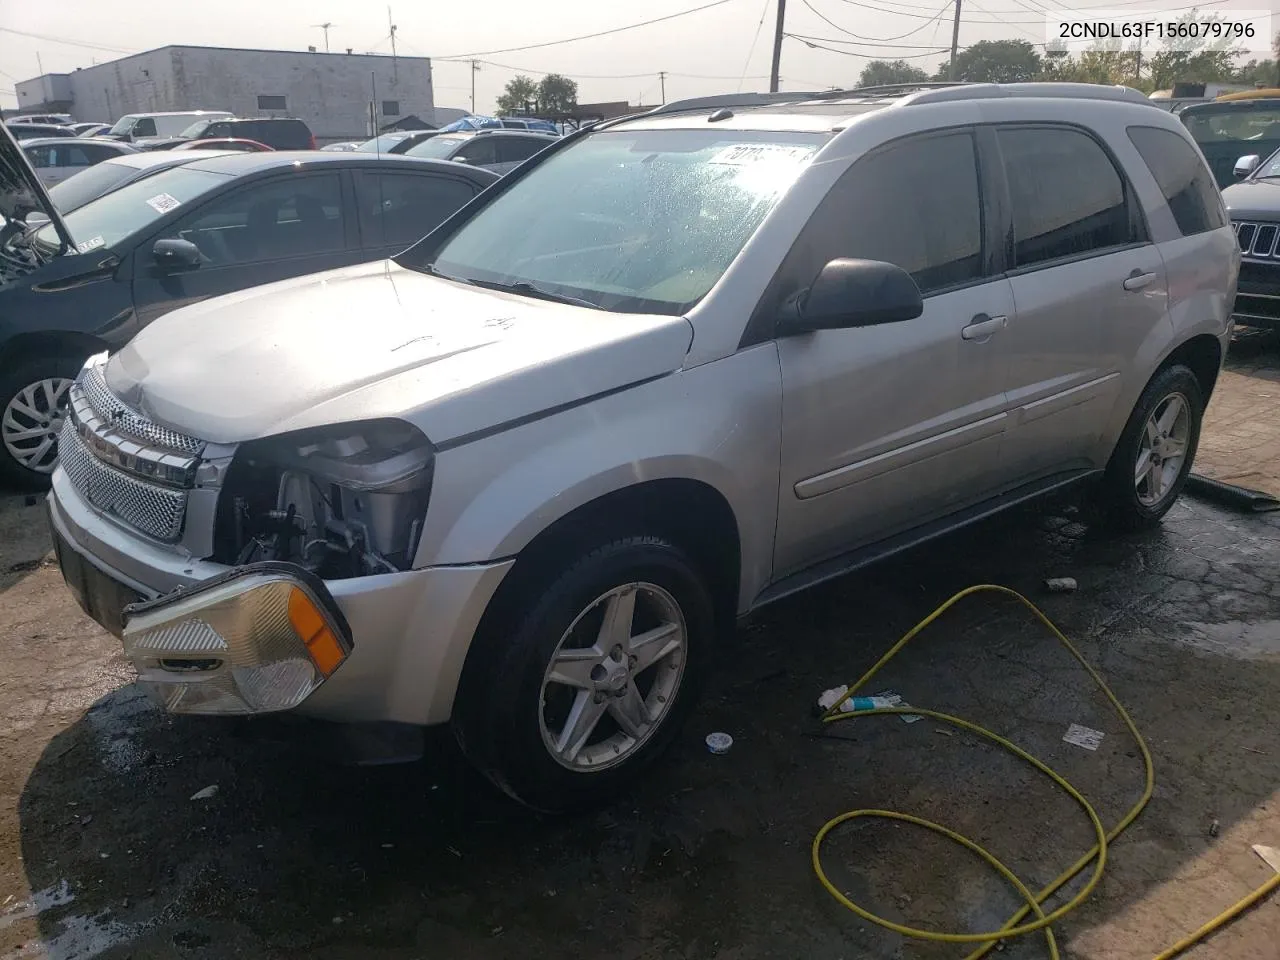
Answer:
[[0, 354, 82, 490], [1097, 364, 1203, 531], [453, 535, 714, 812]]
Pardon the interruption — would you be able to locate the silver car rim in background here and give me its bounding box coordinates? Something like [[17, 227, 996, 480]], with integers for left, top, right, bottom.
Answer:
[[539, 582, 687, 772], [2, 378, 73, 474], [1134, 391, 1191, 507]]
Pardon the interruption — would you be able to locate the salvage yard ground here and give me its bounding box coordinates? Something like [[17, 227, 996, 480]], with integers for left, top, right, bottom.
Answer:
[[1, 337, 1278, 960]]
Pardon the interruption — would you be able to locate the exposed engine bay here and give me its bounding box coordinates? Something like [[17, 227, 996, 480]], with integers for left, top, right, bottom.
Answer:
[[213, 419, 434, 578]]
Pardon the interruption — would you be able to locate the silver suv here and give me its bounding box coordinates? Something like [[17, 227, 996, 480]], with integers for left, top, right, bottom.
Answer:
[[47, 82, 1238, 811]]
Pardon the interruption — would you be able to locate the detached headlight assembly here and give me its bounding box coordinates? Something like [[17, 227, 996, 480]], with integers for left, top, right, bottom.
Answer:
[[122, 564, 352, 715], [215, 419, 435, 578]]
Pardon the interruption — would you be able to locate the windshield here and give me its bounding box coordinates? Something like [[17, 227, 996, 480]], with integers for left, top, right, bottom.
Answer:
[[1183, 105, 1280, 144], [47, 161, 139, 215], [357, 132, 411, 153], [416, 129, 823, 315], [107, 117, 137, 136], [1253, 146, 1280, 178], [405, 136, 467, 160], [35, 166, 228, 251], [178, 119, 214, 139]]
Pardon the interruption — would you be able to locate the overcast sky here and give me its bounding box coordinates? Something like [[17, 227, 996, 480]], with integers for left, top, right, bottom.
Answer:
[[0, 0, 1273, 112]]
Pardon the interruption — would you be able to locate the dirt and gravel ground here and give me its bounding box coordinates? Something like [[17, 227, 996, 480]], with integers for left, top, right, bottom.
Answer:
[[1, 338, 1278, 960]]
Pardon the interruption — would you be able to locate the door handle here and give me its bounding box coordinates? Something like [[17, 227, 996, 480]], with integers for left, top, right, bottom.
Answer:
[[1123, 270, 1157, 291], [961, 313, 1007, 341]]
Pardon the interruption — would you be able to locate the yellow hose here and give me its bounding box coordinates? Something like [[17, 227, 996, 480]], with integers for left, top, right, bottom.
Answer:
[[812, 584, 1278, 960]]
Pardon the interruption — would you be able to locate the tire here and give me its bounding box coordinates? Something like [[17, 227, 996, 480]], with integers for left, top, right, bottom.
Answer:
[[1097, 364, 1203, 532], [453, 535, 715, 813], [0, 353, 84, 491]]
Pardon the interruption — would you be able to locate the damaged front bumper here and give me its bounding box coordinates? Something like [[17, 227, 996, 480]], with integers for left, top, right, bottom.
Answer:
[[48, 468, 514, 726], [121, 562, 353, 715]]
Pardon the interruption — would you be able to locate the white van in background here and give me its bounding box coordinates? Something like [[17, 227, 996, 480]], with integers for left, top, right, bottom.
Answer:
[[104, 111, 233, 143]]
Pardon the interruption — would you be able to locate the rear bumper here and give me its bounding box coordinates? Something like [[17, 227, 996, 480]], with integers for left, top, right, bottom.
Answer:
[[47, 469, 514, 726]]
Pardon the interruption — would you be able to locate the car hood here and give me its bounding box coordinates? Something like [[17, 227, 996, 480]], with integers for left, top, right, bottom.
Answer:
[[0, 123, 74, 248], [105, 261, 694, 446], [1222, 178, 1280, 221]]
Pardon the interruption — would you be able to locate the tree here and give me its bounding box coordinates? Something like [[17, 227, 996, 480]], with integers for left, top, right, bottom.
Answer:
[[934, 40, 1042, 83], [1146, 11, 1244, 90], [858, 60, 928, 87], [496, 75, 538, 116], [537, 74, 579, 115]]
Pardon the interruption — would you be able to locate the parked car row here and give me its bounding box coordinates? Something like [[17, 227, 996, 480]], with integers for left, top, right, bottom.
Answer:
[[0, 137, 500, 484], [8, 82, 1240, 812]]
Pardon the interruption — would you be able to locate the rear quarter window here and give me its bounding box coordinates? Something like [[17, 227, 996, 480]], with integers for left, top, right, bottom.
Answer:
[[1126, 126, 1226, 237]]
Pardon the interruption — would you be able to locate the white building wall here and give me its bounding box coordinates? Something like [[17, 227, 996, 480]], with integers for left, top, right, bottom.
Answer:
[[29, 46, 432, 138]]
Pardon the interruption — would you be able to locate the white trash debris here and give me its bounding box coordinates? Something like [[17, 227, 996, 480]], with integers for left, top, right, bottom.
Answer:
[[1063, 723, 1105, 751], [1045, 577, 1078, 593], [189, 785, 219, 801], [705, 732, 734, 754], [816, 686, 920, 723]]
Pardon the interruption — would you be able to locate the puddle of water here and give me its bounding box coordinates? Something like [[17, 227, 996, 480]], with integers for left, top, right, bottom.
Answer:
[[0, 912, 136, 960], [1180, 620, 1280, 660], [0, 883, 72, 931]]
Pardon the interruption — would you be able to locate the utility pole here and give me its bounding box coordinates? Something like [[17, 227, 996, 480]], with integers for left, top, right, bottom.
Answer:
[[388, 7, 397, 82], [769, 0, 786, 92], [470, 60, 480, 114], [659, 71, 667, 104], [1134, 48, 1142, 85], [948, 0, 962, 80], [36, 51, 43, 75]]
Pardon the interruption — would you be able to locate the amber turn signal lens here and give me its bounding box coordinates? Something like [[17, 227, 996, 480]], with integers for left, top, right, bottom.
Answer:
[[288, 586, 346, 677]]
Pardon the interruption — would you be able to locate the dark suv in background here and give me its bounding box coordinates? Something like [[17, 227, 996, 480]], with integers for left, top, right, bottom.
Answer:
[[147, 118, 317, 152]]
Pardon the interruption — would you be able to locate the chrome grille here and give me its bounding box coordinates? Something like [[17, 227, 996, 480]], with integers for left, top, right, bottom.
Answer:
[[1233, 220, 1280, 260], [79, 364, 204, 456], [59, 421, 188, 542]]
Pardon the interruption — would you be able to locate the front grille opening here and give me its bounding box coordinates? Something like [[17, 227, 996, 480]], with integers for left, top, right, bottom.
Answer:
[[1253, 225, 1278, 257], [1238, 222, 1258, 252]]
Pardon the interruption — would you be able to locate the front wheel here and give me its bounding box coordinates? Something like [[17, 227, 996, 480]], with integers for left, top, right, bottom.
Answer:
[[0, 354, 83, 490], [453, 536, 714, 812], [1097, 364, 1203, 531]]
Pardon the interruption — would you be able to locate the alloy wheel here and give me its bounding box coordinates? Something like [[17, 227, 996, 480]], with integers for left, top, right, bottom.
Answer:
[[2, 377, 73, 474], [1134, 392, 1190, 507], [539, 581, 687, 772]]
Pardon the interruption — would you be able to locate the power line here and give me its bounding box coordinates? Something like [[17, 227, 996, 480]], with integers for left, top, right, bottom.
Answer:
[[787, 33, 946, 59], [787, 32, 950, 50], [433, 0, 740, 60], [738, 0, 773, 92], [800, 0, 952, 42], [0, 26, 134, 55], [825, 0, 1234, 24]]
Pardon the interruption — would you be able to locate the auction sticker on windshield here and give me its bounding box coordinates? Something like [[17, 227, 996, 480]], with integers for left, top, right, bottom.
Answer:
[[708, 144, 815, 166], [75, 235, 105, 254], [145, 193, 182, 214]]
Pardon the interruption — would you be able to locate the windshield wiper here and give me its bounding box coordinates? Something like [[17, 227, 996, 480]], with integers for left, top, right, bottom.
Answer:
[[426, 264, 601, 310]]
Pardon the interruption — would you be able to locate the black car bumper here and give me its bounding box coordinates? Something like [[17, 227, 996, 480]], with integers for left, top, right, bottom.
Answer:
[[1233, 261, 1280, 331]]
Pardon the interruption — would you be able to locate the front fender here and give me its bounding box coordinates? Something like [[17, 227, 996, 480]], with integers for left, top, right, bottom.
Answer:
[[414, 344, 784, 612]]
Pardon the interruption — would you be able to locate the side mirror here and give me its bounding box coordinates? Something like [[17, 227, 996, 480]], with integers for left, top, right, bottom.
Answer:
[[152, 238, 201, 271], [1234, 154, 1261, 179], [780, 258, 924, 334]]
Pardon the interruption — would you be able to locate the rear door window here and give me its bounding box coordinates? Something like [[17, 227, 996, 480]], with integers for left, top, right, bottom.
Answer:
[[996, 126, 1140, 269], [453, 137, 498, 166], [497, 137, 550, 164], [356, 172, 478, 247], [1127, 126, 1226, 236], [159, 174, 346, 265]]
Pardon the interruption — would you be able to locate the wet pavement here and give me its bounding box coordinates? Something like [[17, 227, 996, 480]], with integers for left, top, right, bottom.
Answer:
[[1, 345, 1279, 960]]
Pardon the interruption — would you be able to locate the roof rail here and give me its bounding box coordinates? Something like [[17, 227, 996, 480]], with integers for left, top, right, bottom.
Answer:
[[647, 91, 827, 115], [901, 82, 1154, 107], [648, 83, 972, 116], [643, 81, 1152, 120]]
